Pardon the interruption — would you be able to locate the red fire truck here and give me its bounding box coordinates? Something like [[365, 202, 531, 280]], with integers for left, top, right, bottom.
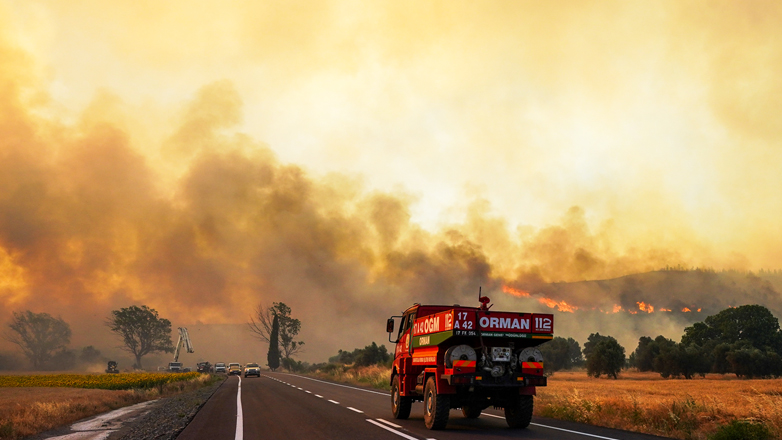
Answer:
[[386, 296, 552, 430]]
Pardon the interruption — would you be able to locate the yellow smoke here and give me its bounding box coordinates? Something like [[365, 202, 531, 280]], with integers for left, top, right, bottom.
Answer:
[[1, 1, 782, 361]]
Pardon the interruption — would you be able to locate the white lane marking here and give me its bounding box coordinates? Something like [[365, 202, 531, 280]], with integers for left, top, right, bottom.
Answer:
[[305, 390, 312, 394], [328, 399, 340, 404], [366, 419, 422, 440], [276, 373, 389, 396], [375, 418, 402, 428], [297, 387, 303, 390], [315, 394, 323, 398], [235, 376, 243, 440], [347, 407, 364, 413], [483, 413, 620, 440]]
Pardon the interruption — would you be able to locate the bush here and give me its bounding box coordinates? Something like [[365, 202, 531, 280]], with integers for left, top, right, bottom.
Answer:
[[584, 334, 625, 379], [709, 420, 773, 440]]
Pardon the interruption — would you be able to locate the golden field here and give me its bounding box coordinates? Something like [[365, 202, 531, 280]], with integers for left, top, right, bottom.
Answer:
[[0, 373, 215, 440], [538, 371, 782, 439], [0, 372, 200, 390], [313, 367, 782, 439]]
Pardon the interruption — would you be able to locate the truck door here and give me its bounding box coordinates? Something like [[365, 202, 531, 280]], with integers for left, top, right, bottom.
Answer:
[[394, 311, 415, 376]]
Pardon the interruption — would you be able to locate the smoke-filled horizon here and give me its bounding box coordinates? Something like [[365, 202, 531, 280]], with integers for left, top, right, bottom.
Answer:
[[2, 1, 782, 364]]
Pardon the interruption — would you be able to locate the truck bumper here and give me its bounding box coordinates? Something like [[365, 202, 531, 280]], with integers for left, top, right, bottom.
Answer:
[[442, 373, 546, 387]]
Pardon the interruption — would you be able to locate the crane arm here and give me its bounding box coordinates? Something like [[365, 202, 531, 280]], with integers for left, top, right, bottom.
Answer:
[[172, 327, 195, 362], [181, 327, 194, 354]]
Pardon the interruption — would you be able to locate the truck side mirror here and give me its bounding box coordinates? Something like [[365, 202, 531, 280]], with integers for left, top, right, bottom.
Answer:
[[386, 318, 395, 333]]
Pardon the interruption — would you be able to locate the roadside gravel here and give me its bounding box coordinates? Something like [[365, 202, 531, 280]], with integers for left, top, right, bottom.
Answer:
[[107, 377, 225, 440]]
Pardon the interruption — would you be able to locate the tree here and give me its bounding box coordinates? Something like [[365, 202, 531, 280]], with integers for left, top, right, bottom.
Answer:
[[539, 337, 583, 372], [106, 305, 174, 369], [354, 342, 391, 367], [584, 333, 625, 379], [5, 311, 72, 369], [682, 305, 782, 350], [328, 342, 392, 367], [248, 302, 304, 358], [267, 315, 280, 371]]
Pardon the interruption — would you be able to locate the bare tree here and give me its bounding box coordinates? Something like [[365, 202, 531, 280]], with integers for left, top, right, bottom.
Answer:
[[248, 302, 304, 359], [5, 311, 71, 369]]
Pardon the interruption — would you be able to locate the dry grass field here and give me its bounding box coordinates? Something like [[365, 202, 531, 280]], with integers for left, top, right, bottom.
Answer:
[[0, 373, 215, 440], [0, 387, 147, 438], [313, 367, 782, 439], [538, 371, 782, 439]]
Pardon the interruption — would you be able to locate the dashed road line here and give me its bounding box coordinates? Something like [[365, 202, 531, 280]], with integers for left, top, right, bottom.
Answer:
[[483, 413, 620, 440], [315, 394, 323, 398], [347, 407, 364, 413], [328, 399, 340, 404], [375, 418, 402, 429], [366, 419, 422, 440], [277, 373, 389, 396]]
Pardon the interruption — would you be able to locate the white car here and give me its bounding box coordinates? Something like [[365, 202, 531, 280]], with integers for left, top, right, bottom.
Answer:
[[215, 362, 226, 373], [244, 363, 261, 378]]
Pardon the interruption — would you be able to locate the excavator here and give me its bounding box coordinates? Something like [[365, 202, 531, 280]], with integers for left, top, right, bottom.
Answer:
[[168, 327, 194, 372]]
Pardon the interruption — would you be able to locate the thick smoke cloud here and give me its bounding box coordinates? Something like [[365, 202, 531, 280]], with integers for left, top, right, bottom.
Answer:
[[2, 1, 782, 363]]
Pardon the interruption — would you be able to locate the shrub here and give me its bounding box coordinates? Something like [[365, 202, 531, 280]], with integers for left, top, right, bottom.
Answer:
[[709, 420, 773, 440]]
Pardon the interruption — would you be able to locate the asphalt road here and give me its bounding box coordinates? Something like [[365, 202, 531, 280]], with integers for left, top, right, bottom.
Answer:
[[177, 372, 670, 440]]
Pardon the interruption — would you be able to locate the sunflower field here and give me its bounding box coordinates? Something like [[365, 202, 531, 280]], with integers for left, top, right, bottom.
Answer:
[[0, 372, 201, 390]]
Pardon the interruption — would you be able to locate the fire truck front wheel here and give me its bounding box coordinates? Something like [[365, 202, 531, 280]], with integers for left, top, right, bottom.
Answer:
[[391, 375, 412, 419], [423, 377, 450, 430], [504, 394, 533, 428]]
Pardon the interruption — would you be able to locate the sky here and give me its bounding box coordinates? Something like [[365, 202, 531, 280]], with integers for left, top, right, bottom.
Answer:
[[1, 1, 781, 364]]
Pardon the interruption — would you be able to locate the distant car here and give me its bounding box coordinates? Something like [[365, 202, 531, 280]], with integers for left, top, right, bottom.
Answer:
[[228, 363, 242, 376], [244, 363, 261, 378], [215, 362, 226, 373]]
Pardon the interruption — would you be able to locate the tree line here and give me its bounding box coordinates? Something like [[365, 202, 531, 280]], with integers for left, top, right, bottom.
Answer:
[[2, 306, 177, 370], [539, 304, 782, 379]]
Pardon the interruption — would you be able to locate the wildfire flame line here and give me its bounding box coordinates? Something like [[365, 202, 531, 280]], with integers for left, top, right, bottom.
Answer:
[[500, 285, 703, 315]]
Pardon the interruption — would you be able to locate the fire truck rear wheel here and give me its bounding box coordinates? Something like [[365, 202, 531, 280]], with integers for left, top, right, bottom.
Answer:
[[461, 404, 482, 418], [504, 395, 533, 428], [391, 375, 412, 419], [423, 377, 450, 430]]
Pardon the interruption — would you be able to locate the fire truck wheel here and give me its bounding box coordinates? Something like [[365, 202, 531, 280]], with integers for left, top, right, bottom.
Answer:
[[391, 375, 412, 419], [461, 405, 482, 418], [504, 395, 533, 428], [423, 377, 450, 430]]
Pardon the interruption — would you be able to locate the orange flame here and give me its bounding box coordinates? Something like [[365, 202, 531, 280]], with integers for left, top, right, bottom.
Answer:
[[660, 308, 672, 312], [629, 310, 638, 314], [697, 308, 702, 312], [612, 304, 624, 313], [502, 285, 530, 297], [637, 301, 654, 313], [537, 297, 578, 313]]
